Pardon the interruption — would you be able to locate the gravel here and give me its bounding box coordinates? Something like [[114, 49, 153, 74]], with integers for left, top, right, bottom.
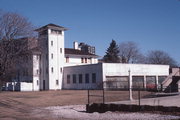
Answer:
[[43, 105, 180, 120]]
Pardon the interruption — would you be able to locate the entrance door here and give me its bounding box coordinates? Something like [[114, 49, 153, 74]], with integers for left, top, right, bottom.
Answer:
[[43, 80, 45, 90]]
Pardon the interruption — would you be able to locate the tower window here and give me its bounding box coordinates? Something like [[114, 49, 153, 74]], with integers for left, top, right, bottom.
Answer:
[[51, 29, 62, 35], [51, 41, 53, 46], [57, 31, 62, 34], [60, 67, 63, 73], [36, 69, 39, 75], [60, 48, 62, 53], [51, 53, 53, 59], [51, 67, 54, 73], [56, 80, 59, 85]]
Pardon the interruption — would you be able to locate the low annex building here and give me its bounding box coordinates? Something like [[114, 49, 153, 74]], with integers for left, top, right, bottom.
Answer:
[[63, 63, 169, 90], [5, 24, 171, 91]]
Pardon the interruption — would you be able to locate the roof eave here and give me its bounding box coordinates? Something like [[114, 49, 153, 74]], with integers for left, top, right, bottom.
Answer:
[[65, 54, 99, 58]]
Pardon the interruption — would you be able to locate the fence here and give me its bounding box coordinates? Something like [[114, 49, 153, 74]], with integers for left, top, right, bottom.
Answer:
[[87, 81, 180, 106]]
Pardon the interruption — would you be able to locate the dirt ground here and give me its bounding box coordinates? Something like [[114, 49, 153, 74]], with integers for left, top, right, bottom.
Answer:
[[0, 90, 177, 120]]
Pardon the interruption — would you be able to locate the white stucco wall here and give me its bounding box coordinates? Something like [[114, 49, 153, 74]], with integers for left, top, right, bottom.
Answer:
[[32, 54, 40, 91], [38, 28, 65, 90], [102, 63, 169, 79], [64, 55, 98, 67], [32, 76, 40, 91], [20, 82, 33, 91], [48, 29, 64, 90]]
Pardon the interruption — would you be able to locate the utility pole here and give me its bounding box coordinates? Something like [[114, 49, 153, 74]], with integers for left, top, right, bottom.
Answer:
[[128, 69, 133, 101]]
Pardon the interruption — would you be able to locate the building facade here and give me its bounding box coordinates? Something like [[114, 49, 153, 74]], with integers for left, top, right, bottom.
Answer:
[[4, 24, 172, 91]]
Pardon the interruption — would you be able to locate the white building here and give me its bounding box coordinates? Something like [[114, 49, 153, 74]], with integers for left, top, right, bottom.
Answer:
[[5, 24, 172, 91], [63, 63, 169, 90]]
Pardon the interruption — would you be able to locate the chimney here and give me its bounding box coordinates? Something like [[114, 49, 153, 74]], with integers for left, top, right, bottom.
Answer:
[[73, 41, 79, 50]]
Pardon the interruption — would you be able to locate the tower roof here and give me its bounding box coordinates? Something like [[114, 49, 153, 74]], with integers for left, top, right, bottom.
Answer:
[[35, 23, 68, 32]]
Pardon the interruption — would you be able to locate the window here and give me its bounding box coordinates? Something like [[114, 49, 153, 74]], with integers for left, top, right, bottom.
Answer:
[[132, 76, 144, 89], [37, 80, 39, 86], [60, 48, 62, 53], [85, 58, 87, 63], [73, 74, 76, 83], [51, 29, 56, 34], [51, 41, 53, 46], [81, 58, 84, 63], [36, 69, 39, 75], [51, 29, 62, 35], [51, 67, 54, 73], [51, 53, 53, 59], [146, 76, 156, 89], [105, 76, 129, 89], [85, 74, 89, 83], [79, 74, 83, 83], [67, 75, 70, 84], [66, 57, 69, 63], [60, 67, 63, 73], [92, 73, 96, 83], [56, 80, 59, 85], [57, 30, 62, 34]]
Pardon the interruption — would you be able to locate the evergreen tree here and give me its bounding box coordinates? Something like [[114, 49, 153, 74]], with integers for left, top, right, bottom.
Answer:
[[103, 40, 120, 63]]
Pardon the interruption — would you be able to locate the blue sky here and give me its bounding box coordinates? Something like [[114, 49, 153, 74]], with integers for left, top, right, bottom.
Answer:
[[0, 0, 180, 63]]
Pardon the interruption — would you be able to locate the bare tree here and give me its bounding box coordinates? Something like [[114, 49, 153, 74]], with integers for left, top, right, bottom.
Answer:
[[146, 50, 178, 67], [0, 11, 36, 86], [118, 41, 144, 63]]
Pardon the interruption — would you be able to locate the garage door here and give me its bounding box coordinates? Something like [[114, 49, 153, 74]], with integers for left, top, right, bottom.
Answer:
[[132, 76, 144, 89], [146, 76, 156, 89], [104, 76, 129, 90]]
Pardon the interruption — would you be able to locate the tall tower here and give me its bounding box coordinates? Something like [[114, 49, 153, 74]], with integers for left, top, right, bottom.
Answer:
[[35, 24, 67, 90]]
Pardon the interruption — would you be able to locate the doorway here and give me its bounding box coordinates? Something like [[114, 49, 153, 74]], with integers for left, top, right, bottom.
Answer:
[[43, 80, 45, 90]]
